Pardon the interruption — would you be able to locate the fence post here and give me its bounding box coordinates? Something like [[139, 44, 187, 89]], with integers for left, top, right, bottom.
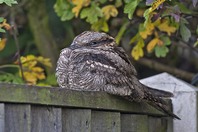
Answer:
[[140, 72, 197, 132]]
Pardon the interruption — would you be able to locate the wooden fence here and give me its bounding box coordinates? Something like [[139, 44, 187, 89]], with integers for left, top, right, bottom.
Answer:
[[0, 83, 173, 132]]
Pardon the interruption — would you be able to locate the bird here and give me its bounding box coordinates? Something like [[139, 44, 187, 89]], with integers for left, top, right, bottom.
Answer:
[[56, 31, 180, 120]]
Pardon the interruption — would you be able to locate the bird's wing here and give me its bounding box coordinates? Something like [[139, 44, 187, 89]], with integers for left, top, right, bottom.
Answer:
[[69, 47, 140, 96], [56, 48, 72, 88]]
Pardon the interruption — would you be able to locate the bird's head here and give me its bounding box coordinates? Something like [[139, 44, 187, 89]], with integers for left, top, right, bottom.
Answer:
[[70, 31, 116, 49]]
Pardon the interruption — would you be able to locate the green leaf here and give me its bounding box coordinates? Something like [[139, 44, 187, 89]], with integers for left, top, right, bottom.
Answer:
[[143, 8, 150, 27], [99, 0, 107, 4], [196, 25, 198, 35], [80, 3, 103, 24], [0, 17, 4, 22], [115, 21, 129, 44], [194, 40, 198, 47], [54, 0, 74, 21], [0, 0, 17, 6], [40, 74, 58, 86], [0, 73, 23, 84], [160, 36, 171, 45], [179, 22, 191, 42], [91, 18, 109, 32], [115, 0, 122, 7], [155, 45, 169, 57], [177, 2, 192, 14], [0, 28, 6, 33], [124, 0, 140, 19], [130, 33, 139, 44]]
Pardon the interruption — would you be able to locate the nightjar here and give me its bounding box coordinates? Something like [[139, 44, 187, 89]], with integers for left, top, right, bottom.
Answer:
[[56, 31, 180, 119]]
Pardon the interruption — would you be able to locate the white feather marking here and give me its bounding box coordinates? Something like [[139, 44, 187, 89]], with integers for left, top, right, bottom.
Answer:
[[90, 64, 95, 68]]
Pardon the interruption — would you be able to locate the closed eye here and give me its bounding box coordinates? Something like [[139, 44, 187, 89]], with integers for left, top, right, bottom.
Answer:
[[90, 41, 98, 45], [88, 39, 114, 46]]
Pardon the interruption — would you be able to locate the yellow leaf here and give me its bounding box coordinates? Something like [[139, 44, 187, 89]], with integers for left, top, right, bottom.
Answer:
[[24, 72, 37, 84], [31, 67, 44, 72], [17, 55, 50, 84], [147, 38, 158, 52], [72, 0, 90, 17], [0, 38, 7, 51], [147, 37, 163, 52], [36, 73, 46, 80], [20, 55, 37, 68], [26, 55, 36, 60], [136, 8, 145, 17], [157, 18, 176, 36], [139, 22, 154, 39], [131, 38, 144, 60], [37, 56, 52, 67], [150, 0, 165, 13], [102, 5, 118, 20]]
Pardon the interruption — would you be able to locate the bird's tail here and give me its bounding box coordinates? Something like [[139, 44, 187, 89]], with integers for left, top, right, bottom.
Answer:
[[143, 87, 180, 120], [142, 84, 173, 98]]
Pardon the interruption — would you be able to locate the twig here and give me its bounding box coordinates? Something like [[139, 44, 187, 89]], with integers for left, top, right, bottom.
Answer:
[[137, 58, 195, 81], [0, 64, 19, 69], [11, 26, 25, 81], [10, 7, 25, 81], [173, 37, 198, 54]]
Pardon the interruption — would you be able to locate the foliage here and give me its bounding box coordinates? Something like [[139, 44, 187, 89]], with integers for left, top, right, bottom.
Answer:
[[0, 1, 56, 86], [0, 0, 17, 6], [16, 55, 52, 85], [54, 0, 197, 60], [0, 55, 53, 85], [0, 18, 11, 51]]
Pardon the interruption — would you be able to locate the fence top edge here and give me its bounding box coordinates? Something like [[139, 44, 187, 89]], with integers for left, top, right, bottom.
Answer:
[[0, 83, 171, 117]]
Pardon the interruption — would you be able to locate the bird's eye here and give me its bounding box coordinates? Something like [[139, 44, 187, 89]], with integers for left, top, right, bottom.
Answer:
[[90, 41, 97, 45]]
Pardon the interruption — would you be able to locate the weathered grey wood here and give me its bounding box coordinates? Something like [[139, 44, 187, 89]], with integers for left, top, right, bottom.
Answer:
[[148, 116, 168, 132], [5, 104, 31, 132], [31, 106, 62, 132], [121, 114, 148, 132], [62, 109, 91, 132], [0, 83, 167, 116], [91, 111, 120, 132], [0, 104, 5, 132]]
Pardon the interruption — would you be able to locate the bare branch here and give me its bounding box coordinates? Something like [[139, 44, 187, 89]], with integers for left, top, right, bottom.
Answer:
[[137, 58, 195, 81], [10, 10, 25, 81]]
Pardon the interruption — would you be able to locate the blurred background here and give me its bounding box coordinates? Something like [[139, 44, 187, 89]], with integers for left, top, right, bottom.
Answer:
[[0, 0, 197, 86]]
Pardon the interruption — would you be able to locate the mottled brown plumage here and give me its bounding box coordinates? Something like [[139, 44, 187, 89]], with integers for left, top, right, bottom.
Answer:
[[56, 31, 180, 119]]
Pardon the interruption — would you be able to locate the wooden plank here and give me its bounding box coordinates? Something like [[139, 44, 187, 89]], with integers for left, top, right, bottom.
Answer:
[[121, 114, 148, 132], [0, 83, 169, 116], [5, 104, 31, 132], [31, 106, 62, 132], [91, 111, 120, 132], [62, 109, 91, 132], [0, 104, 5, 132], [148, 116, 170, 132]]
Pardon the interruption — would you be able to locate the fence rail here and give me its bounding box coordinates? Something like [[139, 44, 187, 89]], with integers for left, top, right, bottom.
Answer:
[[0, 83, 172, 132]]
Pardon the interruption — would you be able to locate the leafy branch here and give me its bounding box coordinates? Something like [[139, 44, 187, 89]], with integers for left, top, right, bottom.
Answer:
[[54, 0, 198, 61]]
